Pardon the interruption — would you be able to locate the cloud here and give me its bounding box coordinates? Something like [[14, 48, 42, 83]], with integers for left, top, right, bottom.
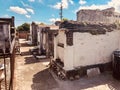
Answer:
[[28, 0, 35, 2], [49, 18, 60, 23], [69, 0, 74, 5], [21, 1, 30, 7], [51, 0, 74, 9], [3, 14, 9, 17], [78, 4, 108, 10], [52, 14, 55, 17], [28, 0, 44, 4], [108, 0, 120, 12], [9, 6, 33, 19], [77, 0, 120, 13], [26, 8, 34, 14], [38, 0, 43, 3], [79, 0, 86, 5], [9, 6, 27, 15], [25, 15, 31, 18], [52, 2, 61, 9]]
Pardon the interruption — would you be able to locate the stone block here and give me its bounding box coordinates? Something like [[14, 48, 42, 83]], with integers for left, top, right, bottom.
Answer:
[[87, 67, 100, 77]]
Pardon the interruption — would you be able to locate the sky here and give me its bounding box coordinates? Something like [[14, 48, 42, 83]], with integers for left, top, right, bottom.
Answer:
[[0, 0, 119, 27]]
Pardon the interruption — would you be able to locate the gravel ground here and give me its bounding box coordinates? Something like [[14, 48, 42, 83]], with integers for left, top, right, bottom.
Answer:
[[14, 39, 120, 90]]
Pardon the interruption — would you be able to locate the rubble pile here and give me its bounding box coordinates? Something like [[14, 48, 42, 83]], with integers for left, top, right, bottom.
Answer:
[[60, 21, 118, 35], [50, 60, 66, 80], [59, 21, 86, 29]]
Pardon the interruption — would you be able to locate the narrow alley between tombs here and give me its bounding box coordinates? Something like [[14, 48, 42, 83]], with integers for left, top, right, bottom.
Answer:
[[14, 39, 58, 90]]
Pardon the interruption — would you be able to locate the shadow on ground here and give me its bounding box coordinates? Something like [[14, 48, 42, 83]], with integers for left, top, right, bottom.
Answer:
[[21, 51, 30, 56], [107, 79, 120, 90], [24, 56, 40, 64], [67, 72, 120, 90], [20, 43, 34, 47], [31, 68, 58, 90], [24, 56, 50, 64], [31, 70, 120, 90]]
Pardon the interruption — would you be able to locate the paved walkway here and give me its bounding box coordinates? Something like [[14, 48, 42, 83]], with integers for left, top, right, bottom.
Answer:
[[14, 39, 120, 90]]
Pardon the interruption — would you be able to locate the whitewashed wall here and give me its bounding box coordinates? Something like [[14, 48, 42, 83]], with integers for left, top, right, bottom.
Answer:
[[30, 24, 32, 43], [64, 46, 74, 70], [3, 24, 9, 39], [43, 33, 47, 50], [54, 30, 66, 62], [73, 30, 120, 68], [37, 27, 42, 54], [37, 27, 47, 54], [0, 24, 10, 40], [54, 30, 76, 70], [0, 24, 10, 49], [54, 29, 120, 70]]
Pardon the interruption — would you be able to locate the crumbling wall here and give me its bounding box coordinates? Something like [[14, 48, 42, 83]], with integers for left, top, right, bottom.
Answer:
[[59, 21, 118, 34], [77, 7, 120, 24]]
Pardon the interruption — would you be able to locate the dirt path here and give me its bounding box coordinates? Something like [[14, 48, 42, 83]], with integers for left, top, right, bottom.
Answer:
[[14, 39, 120, 90], [14, 39, 58, 90]]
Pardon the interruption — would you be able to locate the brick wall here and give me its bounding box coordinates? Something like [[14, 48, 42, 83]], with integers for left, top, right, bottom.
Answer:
[[18, 31, 29, 39]]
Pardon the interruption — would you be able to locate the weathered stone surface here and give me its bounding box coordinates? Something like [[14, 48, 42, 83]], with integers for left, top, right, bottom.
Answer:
[[77, 7, 120, 24], [66, 31, 73, 46], [87, 68, 100, 77], [75, 75, 80, 79], [60, 20, 118, 35]]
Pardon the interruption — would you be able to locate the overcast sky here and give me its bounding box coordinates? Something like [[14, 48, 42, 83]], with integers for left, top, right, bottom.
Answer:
[[0, 0, 119, 27]]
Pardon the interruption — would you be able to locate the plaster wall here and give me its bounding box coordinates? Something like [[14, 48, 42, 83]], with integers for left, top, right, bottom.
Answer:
[[0, 24, 10, 49], [30, 24, 33, 43], [54, 29, 120, 70], [37, 27, 42, 53], [3, 24, 9, 39], [73, 30, 120, 68], [37, 27, 47, 53], [64, 46, 74, 70], [55, 30, 66, 62]]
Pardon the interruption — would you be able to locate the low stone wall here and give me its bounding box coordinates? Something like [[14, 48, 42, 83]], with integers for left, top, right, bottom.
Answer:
[[18, 31, 29, 39], [50, 60, 112, 80]]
